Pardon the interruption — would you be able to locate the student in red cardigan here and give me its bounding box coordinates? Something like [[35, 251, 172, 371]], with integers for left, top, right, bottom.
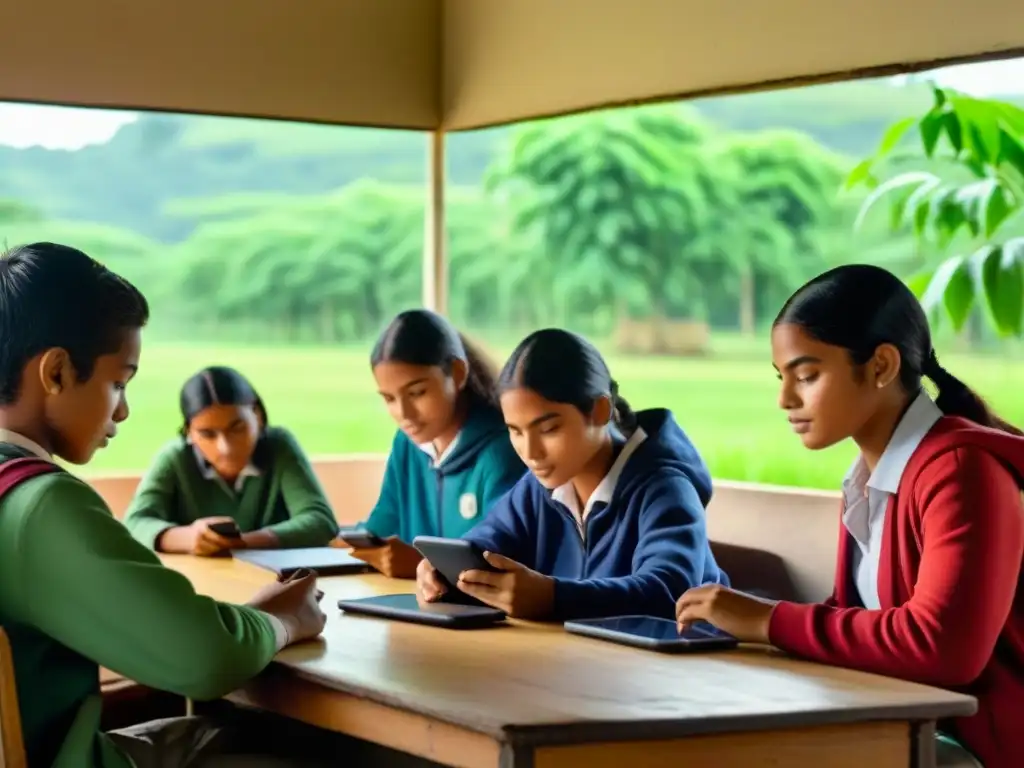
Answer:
[[675, 264, 1023, 768]]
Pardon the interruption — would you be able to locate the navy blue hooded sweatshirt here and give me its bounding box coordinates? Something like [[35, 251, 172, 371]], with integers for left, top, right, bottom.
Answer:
[[464, 408, 728, 620]]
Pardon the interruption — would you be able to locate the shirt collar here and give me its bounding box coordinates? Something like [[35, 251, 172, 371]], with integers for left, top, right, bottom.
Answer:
[[843, 391, 943, 496], [0, 429, 53, 462], [419, 432, 461, 468], [552, 427, 648, 518], [192, 445, 261, 492]]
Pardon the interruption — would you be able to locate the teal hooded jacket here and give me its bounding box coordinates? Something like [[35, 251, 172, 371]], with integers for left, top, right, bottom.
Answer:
[[363, 404, 525, 541]]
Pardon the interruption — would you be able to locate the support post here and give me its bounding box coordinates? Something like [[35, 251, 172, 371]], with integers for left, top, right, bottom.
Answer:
[[422, 130, 447, 314]]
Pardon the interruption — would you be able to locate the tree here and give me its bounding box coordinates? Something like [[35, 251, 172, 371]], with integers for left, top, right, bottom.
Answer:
[[485, 104, 734, 348], [163, 182, 423, 341], [849, 86, 1024, 338], [707, 131, 848, 334]]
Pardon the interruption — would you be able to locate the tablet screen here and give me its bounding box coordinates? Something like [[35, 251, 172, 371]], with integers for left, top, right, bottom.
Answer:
[[582, 616, 733, 642]]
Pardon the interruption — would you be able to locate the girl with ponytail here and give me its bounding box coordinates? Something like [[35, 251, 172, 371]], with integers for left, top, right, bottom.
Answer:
[[124, 366, 337, 555], [416, 328, 727, 621], [346, 310, 525, 578], [675, 264, 1024, 768]]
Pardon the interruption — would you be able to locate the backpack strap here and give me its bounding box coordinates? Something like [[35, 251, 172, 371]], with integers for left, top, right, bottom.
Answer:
[[0, 457, 62, 500]]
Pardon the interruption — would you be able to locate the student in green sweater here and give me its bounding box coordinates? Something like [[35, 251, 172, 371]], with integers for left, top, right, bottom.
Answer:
[[342, 310, 525, 578], [0, 242, 327, 767], [124, 366, 337, 555]]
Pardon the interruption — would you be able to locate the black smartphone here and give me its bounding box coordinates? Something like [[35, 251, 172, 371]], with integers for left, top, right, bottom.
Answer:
[[337, 529, 386, 549], [209, 520, 241, 538]]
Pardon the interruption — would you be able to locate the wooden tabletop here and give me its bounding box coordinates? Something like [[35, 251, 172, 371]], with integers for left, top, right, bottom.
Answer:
[[159, 554, 976, 749]]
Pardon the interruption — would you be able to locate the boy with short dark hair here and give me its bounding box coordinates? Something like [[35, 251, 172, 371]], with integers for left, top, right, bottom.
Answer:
[[0, 243, 326, 767]]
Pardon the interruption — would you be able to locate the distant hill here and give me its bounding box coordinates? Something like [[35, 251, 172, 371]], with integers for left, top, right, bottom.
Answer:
[[1, 77, 1021, 243]]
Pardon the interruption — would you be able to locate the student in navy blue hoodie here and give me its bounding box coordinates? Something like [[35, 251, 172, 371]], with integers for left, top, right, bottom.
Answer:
[[346, 310, 525, 579], [416, 328, 728, 620]]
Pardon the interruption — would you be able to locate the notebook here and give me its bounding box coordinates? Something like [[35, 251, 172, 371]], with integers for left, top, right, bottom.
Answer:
[[231, 547, 371, 577]]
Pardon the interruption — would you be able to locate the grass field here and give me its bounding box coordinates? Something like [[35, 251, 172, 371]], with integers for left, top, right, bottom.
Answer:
[[85, 338, 1024, 490]]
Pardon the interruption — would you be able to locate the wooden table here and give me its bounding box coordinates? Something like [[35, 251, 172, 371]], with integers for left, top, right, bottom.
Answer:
[[160, 554, 976, 768]]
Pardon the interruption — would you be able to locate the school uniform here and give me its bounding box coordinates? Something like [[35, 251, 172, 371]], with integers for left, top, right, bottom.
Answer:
[[0, 432, 290, 768], [124, 427, 338, 550], [363, 404, 525, 541], [464, 408, 728, 621], [769, 393, 1024, 768]]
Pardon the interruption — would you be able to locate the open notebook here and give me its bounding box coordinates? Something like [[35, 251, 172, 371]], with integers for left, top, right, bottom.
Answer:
[[231, 547, 371, 577]]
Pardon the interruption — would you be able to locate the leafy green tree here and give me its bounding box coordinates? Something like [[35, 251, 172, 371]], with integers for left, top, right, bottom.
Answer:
[[850, 86, 1024, 337], [486, 105, 734, 347], [706, 131, 848, 333], [163, 182, 423, 341]]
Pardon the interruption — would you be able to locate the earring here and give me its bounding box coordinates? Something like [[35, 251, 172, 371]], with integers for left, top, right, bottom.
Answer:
[[48, 386, 61, 395]]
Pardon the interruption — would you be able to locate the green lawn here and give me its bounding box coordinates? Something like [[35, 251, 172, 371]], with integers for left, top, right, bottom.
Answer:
[[86, 339, 1024, 490]]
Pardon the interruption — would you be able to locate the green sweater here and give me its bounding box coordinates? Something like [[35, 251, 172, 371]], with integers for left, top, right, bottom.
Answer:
[[0, 445, 278, 768], [123, 427, 338, 550]]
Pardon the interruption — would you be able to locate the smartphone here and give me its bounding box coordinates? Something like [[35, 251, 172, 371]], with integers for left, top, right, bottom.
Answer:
[[209, 520, 241, 538], [337, 529, 386, 549], [412, 536, 499, 588], [564, 616, 739, 653]]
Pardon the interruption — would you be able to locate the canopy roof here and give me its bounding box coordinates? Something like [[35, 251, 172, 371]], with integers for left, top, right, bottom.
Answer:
[[3, 0, 1023, 130]]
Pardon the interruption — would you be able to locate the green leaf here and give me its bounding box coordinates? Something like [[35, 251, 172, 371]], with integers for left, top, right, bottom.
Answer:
[[920, 111, 945, 157], [942, 111, 963, 154], [844, 159, 875, 190], [906, 268, 935, 298], [875, 116, 917, 158], [952, 96, 1001, 165], [975, 240, 1024, 336], [853, 171, 938, 232], [921, 255, 974, 331]]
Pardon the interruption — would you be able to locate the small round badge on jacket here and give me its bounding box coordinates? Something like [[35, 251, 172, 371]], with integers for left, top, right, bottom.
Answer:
[[459, 493, 478, 520]]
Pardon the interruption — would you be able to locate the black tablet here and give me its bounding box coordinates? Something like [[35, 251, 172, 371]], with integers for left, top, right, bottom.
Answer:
[[564, 616, 739, 653], [412, 536, 499, 588], [337, 593, 506, 629]]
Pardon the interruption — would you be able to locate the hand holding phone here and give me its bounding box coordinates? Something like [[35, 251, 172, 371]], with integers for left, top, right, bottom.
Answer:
[[337, 529, 386, 549], [189, 517, 242, 557], [209, 520, 242, 539], [347, 536, 423, 579]]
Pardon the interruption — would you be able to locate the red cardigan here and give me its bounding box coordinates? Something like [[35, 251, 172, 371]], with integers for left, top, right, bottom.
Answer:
[[769, 417, 1024, 768]]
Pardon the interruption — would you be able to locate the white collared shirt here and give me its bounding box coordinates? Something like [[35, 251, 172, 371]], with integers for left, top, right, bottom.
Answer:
[[552, 427, 648, 539], [192, 446, 261, 492], [419, 433, 461, 468], [0, 429, 53, 461], [842, 392, 943, 609]]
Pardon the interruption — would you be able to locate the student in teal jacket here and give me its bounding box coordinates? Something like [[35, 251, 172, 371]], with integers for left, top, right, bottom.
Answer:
[[124, 366, 338, 555], [0, 242, 326, 767], [344, 309, 525, 578]]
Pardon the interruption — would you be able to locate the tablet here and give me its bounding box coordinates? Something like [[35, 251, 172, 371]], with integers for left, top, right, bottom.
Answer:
[[412, 536, 499, 588], [231, 547, 371, 577], [564, 616, 738, 653], [337, 593, 506, 629]]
